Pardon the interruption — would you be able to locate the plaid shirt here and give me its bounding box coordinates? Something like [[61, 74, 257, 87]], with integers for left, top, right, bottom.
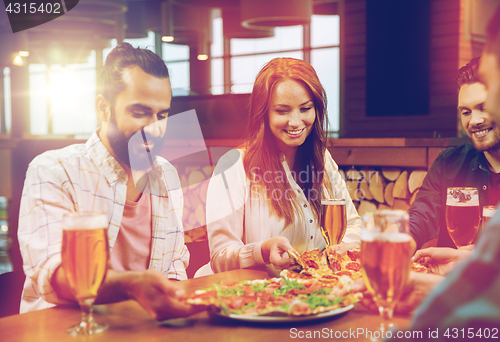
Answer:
[[17, 131, 189, 313]]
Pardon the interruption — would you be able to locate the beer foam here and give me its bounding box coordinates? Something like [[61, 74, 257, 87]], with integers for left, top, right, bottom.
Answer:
[[322, 199, 345, 205], [483, 206, 497, 217], [446, 199, 480, 206], [361, 230, 411, 243], [446, 188, 479, 206], [63, 212, 108, 230]]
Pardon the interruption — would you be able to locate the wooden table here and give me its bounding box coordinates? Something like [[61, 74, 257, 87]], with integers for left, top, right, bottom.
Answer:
[[0, 270, 412, 342]]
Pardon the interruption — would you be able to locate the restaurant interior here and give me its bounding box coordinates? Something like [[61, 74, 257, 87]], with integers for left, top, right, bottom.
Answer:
[[0, 0, 499, 335]]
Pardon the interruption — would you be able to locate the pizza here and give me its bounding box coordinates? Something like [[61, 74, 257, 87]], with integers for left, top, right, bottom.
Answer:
[[288, 246, 429, 283], [183, 246, 429, 317], [324, 246, 362, 281], [183, 276, 359, 316], [411, 261, 429, 273], [288, 247, 363, 282]]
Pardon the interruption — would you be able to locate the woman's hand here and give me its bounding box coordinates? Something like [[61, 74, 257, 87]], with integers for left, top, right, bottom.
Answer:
[[413, 247, 472, 276], [328, 242, 361, 253], [261, 236, 295, 269]]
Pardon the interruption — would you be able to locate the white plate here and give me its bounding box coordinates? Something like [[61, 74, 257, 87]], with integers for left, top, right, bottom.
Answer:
[[210, 304, 354, 323]]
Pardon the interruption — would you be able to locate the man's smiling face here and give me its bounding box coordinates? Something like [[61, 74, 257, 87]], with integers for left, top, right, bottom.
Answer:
[[103, 66, 171, 170], [459, 82, 500, 152]]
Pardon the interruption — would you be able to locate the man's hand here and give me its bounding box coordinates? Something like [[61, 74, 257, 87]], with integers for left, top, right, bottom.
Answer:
[[261, 236, 295, 269], [121, 269, 205, 321], [53, 267, 205, 321], [395, 272, 444, 313], [413, 247, 472, 276], [351, 272, 444, 314]]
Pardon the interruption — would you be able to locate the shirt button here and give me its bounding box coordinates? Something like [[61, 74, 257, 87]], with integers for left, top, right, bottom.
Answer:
[[309, 219, 313, 223], [310, 236, 313, 240], [116, 198, 122, 204], [483, 185, 487, 190], [304, 204, 308, 208]]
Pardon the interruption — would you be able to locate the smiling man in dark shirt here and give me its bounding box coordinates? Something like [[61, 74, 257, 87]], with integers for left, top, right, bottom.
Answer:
[[409, 57, 500, 251]]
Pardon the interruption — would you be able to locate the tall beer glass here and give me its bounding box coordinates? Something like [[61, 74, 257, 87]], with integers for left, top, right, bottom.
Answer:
[[62, 211, 109, 336], [320, 199, 347, 246], [360, 210, 411, 337], [445, 187, 480, 248]]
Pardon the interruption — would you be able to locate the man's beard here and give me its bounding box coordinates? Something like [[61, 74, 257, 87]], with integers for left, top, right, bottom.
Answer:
[[107, 110, 163, 171], [469, 129, 500, 153]]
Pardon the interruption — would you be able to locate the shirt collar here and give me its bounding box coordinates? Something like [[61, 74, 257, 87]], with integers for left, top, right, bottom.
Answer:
[[86, 130, 126, 185], [472, 150, 490, 174]]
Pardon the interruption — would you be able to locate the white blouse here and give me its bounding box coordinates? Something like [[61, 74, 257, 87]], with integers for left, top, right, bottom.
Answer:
[[206, 149, 362, 273]]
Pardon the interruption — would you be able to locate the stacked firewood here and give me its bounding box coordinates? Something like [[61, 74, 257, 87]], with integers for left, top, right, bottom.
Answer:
[[340, 167, 427, 216]]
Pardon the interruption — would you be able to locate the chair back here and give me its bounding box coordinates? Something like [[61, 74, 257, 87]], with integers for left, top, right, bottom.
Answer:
[[0, 271, 25, 317]]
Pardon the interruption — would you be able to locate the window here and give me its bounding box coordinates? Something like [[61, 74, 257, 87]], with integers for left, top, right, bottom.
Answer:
[[211, 15, 340, 135], [163, 43, 190, 96], [24, 16, 340, 137], [29, 55, 97, 137]]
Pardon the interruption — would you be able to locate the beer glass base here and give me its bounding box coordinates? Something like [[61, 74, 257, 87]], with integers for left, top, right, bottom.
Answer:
[[67, 321, 109, 336]]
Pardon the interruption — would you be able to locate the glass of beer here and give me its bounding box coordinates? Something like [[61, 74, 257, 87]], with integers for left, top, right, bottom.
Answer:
[[320, 198, 347, 246], [445, 187, 480, 248], [360, 210, 412, 336], [482, 205, 497, 229], [62, 211, 109, 336]]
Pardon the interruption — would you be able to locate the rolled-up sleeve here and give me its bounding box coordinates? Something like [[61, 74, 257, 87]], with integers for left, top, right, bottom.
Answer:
[[409, 154, 444, 250], [207, 151, 266, 273], [18, 156, 76, 312]]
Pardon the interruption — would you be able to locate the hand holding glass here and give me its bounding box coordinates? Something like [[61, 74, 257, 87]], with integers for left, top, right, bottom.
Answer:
[[360, 210, 412, 337], [62, 211, 109, 335]]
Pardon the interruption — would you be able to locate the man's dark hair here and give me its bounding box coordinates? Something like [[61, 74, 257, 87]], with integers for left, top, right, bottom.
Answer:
[[97, 43, 169, 105], [456, 57, 481, 91]]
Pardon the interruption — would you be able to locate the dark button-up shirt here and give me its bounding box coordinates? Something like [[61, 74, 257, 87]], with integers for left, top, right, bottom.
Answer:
[[409, 143, 490, 249]]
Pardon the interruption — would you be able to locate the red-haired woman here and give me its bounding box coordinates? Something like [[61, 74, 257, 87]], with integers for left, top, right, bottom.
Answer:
[[205, 58, 361, 274]]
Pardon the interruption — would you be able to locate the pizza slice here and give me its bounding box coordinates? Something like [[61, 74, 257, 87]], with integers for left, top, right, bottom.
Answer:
[[411, 261, 429, 273], [324, 245, 362, 281]]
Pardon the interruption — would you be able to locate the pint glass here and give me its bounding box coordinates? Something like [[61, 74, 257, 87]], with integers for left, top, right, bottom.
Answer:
[[62, 211, 109, 335], [320, 199, 346, 246], [360, 210, 411, 333], [445, 187, 480, 248]]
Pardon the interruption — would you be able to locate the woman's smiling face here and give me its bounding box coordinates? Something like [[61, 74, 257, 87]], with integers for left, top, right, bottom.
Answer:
[[268, 78, 316, 158]]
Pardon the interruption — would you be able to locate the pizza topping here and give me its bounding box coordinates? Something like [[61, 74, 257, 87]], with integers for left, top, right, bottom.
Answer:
[[347, 250, 360, 261], [329, 259, 342, 272], [305, 259, 319, 269], [411, 262, 429, 273], [346, 262, 361, 272]]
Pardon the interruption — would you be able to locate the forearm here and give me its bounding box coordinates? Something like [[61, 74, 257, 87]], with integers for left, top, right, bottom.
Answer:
[[52, 266, 136, 304], [211, 241, 264, 272]]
